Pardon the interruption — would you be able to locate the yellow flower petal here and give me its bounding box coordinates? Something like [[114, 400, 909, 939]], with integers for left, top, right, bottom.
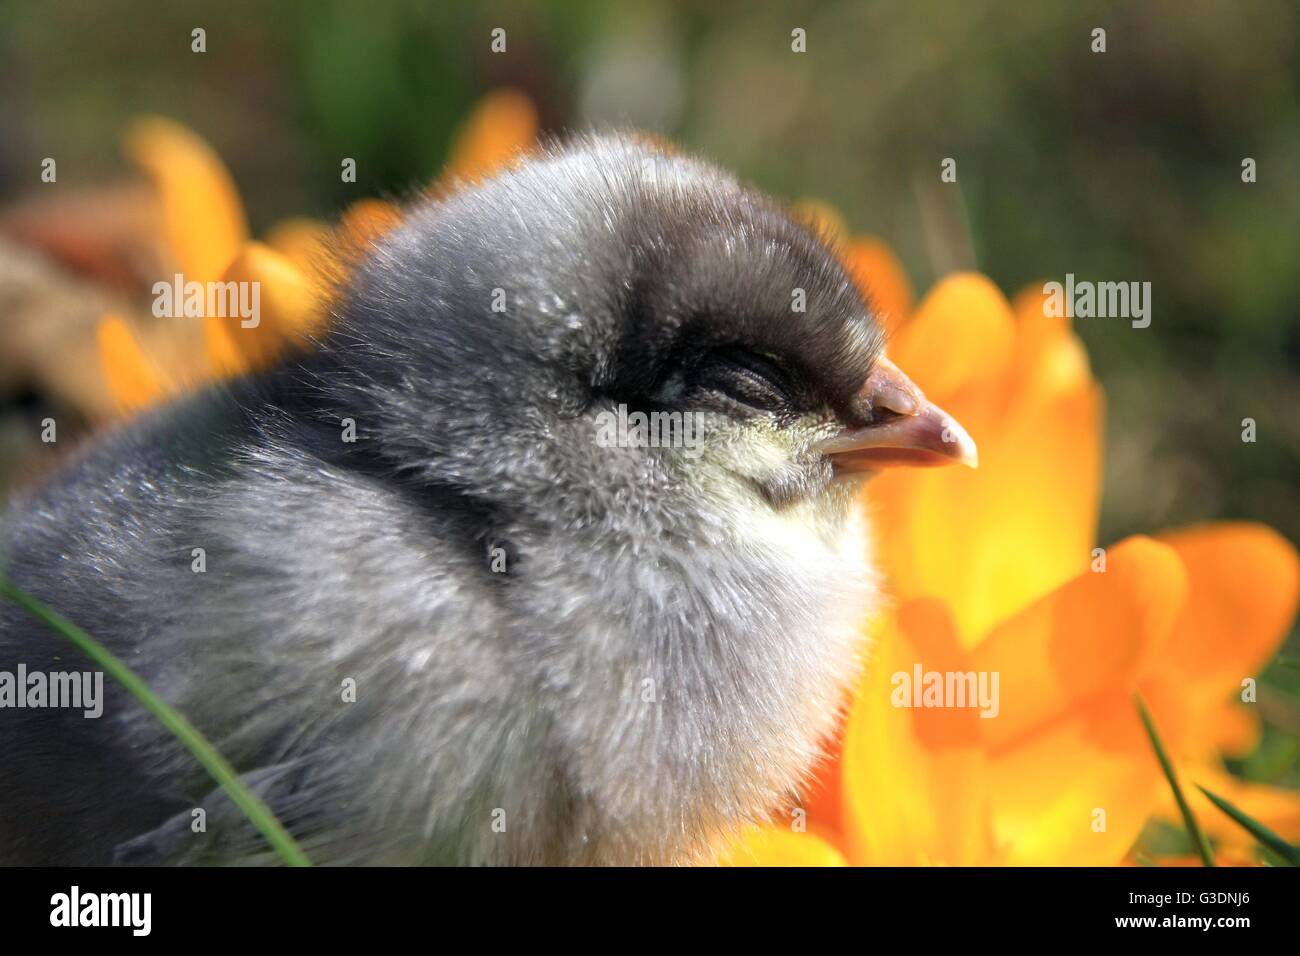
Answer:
[[956, 538, 1191, 864], [1012, 282, 1071, 332], [1205, 701, 1261, 758], [210, 242, 325, 371], [869, 377, 1103, 645], [1010, 282, 1092, 404], [842, 600, 999, 865], [986, 693, 1165, 865], [712, 826, 848, 866], [831, 249, 1295, 868], [867, 269, 1105, 645], [204, 315, 247, 379], [440, 88, 538, 186], [96, 314, 169, 413], [124, 116, 247, 283], [973, 536, 1189, 752], [1153, 523, 1300, 699], [889, 273, 1016, 404], [264, 216, 333, 280]]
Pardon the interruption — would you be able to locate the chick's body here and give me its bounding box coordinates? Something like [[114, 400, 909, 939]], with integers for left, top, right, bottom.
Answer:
[[0, 138, 884, 865]]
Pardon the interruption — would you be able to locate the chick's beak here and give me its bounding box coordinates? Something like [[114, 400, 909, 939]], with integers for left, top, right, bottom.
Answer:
[[819, 356, 979, 473]]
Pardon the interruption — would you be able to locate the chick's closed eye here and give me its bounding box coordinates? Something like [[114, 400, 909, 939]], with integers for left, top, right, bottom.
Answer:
[[686, 345, 806, 416]]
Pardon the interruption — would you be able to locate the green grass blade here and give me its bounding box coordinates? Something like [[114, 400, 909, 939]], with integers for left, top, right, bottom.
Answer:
[[1195, 784, 1300, 867], [0, 576, 311, 866], [1134, 693, 1215, 867]]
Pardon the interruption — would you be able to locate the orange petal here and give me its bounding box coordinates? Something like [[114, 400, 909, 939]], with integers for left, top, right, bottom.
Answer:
[[986, 692, 1166, 865], [842, 236, 914, 340], [1206, 701, 1261, 758], [888, 273, 1016, 406], [124, 116, 247, 283], [868, 275, 1104, 644], [712, 826, 848, 867], [210, 242, 325, 370], [203, 315, 248, 379], [842, 600, 999, 865], [1137, 674, 1265, 764], [264, 217, 334, 280], [800, 716, 847, 838], [968, 539, 1190, 864], [869, 376, 1103, 646], [1010, 282, 1091, 404], [96, 314, 169, 413], [1153, 523, 1300, 699], [1012, 282, 1071, 332], [973, 536, 1189, 752], [440, 88, 539, 187]]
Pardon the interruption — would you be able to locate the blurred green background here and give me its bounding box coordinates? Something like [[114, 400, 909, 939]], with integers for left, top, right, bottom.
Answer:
[[2, 0, 1298, 784]]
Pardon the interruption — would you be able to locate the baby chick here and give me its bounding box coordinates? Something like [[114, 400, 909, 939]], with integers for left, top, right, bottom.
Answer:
[[0, 136, 974, 865]]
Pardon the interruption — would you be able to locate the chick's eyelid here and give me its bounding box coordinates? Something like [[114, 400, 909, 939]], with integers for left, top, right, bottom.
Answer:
[[708, 343, 797, 386], [694, 344, 804, 412]]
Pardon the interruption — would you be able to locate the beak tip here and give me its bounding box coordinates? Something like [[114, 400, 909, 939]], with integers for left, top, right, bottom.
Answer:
[[946, 420, 980, 469], [827, 356, 980, 473]]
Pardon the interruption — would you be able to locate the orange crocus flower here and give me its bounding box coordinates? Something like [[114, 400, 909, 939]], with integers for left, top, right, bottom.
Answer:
[[714, 238, 1299, 866]]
